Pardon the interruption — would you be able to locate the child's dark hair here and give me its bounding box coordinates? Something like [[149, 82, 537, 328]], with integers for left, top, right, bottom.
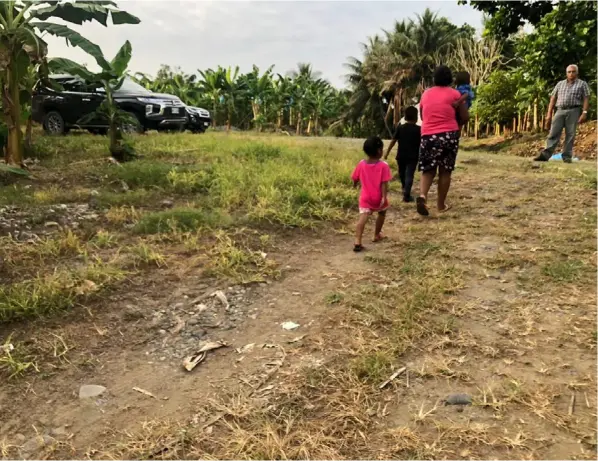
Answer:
[[455, 71, 471, 86], [404, 106, 418, 122], [363, 136, 383, 157]]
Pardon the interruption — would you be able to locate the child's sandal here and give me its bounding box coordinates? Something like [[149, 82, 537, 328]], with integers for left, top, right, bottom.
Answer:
[[353, 244, 365, 252]]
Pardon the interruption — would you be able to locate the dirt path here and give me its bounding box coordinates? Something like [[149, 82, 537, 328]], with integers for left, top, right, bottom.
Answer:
[[0, 152, 596, 460]]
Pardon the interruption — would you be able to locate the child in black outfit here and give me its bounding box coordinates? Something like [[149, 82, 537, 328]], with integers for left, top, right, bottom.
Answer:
[[384, 106, 421, 202]]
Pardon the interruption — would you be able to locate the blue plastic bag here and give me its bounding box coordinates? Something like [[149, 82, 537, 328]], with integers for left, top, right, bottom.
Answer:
[[549, 152, 579, 162]]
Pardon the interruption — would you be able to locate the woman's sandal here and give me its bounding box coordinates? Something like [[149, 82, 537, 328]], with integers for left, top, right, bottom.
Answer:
[[353, 244, 365, 252], [438, 204, 452, 213], [372, 233, 387, 242], [416, 197, 429, 216]]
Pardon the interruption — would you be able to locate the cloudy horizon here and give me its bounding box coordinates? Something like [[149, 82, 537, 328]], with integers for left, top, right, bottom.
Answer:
[[42, 0, 484, 89]]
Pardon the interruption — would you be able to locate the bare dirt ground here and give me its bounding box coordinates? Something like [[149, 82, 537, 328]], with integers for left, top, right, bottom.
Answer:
[[0, 150, 596, 460]]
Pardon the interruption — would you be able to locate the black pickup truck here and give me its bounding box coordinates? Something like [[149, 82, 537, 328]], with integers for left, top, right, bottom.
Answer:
[[32, 75, 190, 135]]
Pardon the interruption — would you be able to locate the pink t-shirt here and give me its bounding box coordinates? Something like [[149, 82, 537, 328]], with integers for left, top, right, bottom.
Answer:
[[420, 86, 461, 136], [351, 160, 392, 210]]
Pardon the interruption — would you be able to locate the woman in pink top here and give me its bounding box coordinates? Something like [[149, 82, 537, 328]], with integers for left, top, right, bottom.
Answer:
[[416, 65, 469, 216]]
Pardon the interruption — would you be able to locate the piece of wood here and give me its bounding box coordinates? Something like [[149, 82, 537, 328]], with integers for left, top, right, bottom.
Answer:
[[584, 392, 590, 408], [568, 394, 575, 416], [133, 386, 158, 399], [379, 367, 407, 389]]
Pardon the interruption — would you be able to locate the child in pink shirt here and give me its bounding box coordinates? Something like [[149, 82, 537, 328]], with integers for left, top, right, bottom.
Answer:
[[351, 136, 392, 252]]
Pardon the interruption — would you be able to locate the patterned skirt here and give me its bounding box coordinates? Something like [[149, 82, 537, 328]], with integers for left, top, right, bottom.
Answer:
[[418, 130, 460, 173]]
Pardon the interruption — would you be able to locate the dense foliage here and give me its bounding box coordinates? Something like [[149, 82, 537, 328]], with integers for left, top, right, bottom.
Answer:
[[0, 2, 594, 169], [0, 0, 139, 166], [133, 63, 349, 136]]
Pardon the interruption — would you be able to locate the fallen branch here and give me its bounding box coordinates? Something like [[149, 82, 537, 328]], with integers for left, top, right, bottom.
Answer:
[[568, 394, 575, 416], [379, 367, 406, 389]]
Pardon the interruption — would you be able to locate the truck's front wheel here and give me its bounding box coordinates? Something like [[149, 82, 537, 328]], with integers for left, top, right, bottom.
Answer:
[[43, 111, 66, 135]]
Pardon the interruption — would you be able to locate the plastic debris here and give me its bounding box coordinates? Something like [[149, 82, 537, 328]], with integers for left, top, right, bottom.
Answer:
[[79, 384, 106, 399], [549, 153, 580, 162], [183, 340, 228, 371], [281, 321, 300, 330], [212, 290, 229, 310]]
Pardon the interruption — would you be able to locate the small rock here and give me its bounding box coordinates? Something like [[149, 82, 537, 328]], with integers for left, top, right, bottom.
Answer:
[[158, 329, 167, 335], [79, 384, 106, 399], [444, 393, 472, 406], [187, 318, 200, 327], [21, 435, 54, 455], [58, 204, 68, 210], [14, 433, 26, 444], [161, 199, 174, 208], [44, 221, 60, 228], [89, 189, 100, 197]]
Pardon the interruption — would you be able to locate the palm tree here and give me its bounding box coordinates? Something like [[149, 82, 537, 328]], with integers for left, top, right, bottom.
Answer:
[[359, 8, 470, 128], [0, 1, 139, 167], [287, 62, 322, 81]]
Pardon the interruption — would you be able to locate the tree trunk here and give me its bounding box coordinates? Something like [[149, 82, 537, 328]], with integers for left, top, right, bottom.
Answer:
[[533, 100, 538, 130], [277, 110, 283, 130], [393, 88, 402, 127], [24, 114, 33, 152], [541, 111, 545, 130], [314, 115, 319, 136], [296, 112, 301, 135], [109, 120, 119, 155], [289, 108, 294, 126], [485, 124, 490, 136], [3, 59, 24, 166], [212, 101, 217, 127], [474, 113, 479, 140], [517, 112, 522, 132], [512, 117, 516, 134], [306, 117, 312, 135]]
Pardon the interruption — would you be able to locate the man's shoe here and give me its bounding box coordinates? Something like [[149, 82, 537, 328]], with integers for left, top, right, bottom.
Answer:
[[533, 154, 549, 162], [403, 195, 414, 203], [563, 157, 572, 164]]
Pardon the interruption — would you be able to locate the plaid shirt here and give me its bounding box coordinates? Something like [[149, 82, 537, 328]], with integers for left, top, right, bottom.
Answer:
[[551, 79, 590, 108]]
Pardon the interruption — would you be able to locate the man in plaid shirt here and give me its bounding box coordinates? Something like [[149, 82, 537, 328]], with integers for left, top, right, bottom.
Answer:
[[535, 64, 590, 163]]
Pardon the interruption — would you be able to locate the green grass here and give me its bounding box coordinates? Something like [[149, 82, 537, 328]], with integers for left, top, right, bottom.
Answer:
[[0, 261, 128, 322], [134, 208, 230, 234], [542, 259, 585, 282]]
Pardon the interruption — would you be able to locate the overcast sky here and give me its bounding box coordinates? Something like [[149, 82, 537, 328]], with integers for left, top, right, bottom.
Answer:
[[43, 0, 484, 89]]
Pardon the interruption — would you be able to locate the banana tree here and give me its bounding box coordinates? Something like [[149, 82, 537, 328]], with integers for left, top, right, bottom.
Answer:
[[244, 65, 273, 131], [49, 40, 138, 161], [198, 68, 223, 127], [221, 66, 242, 131], [0, 0, 139, 167], [271, 75, 292, 130]]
